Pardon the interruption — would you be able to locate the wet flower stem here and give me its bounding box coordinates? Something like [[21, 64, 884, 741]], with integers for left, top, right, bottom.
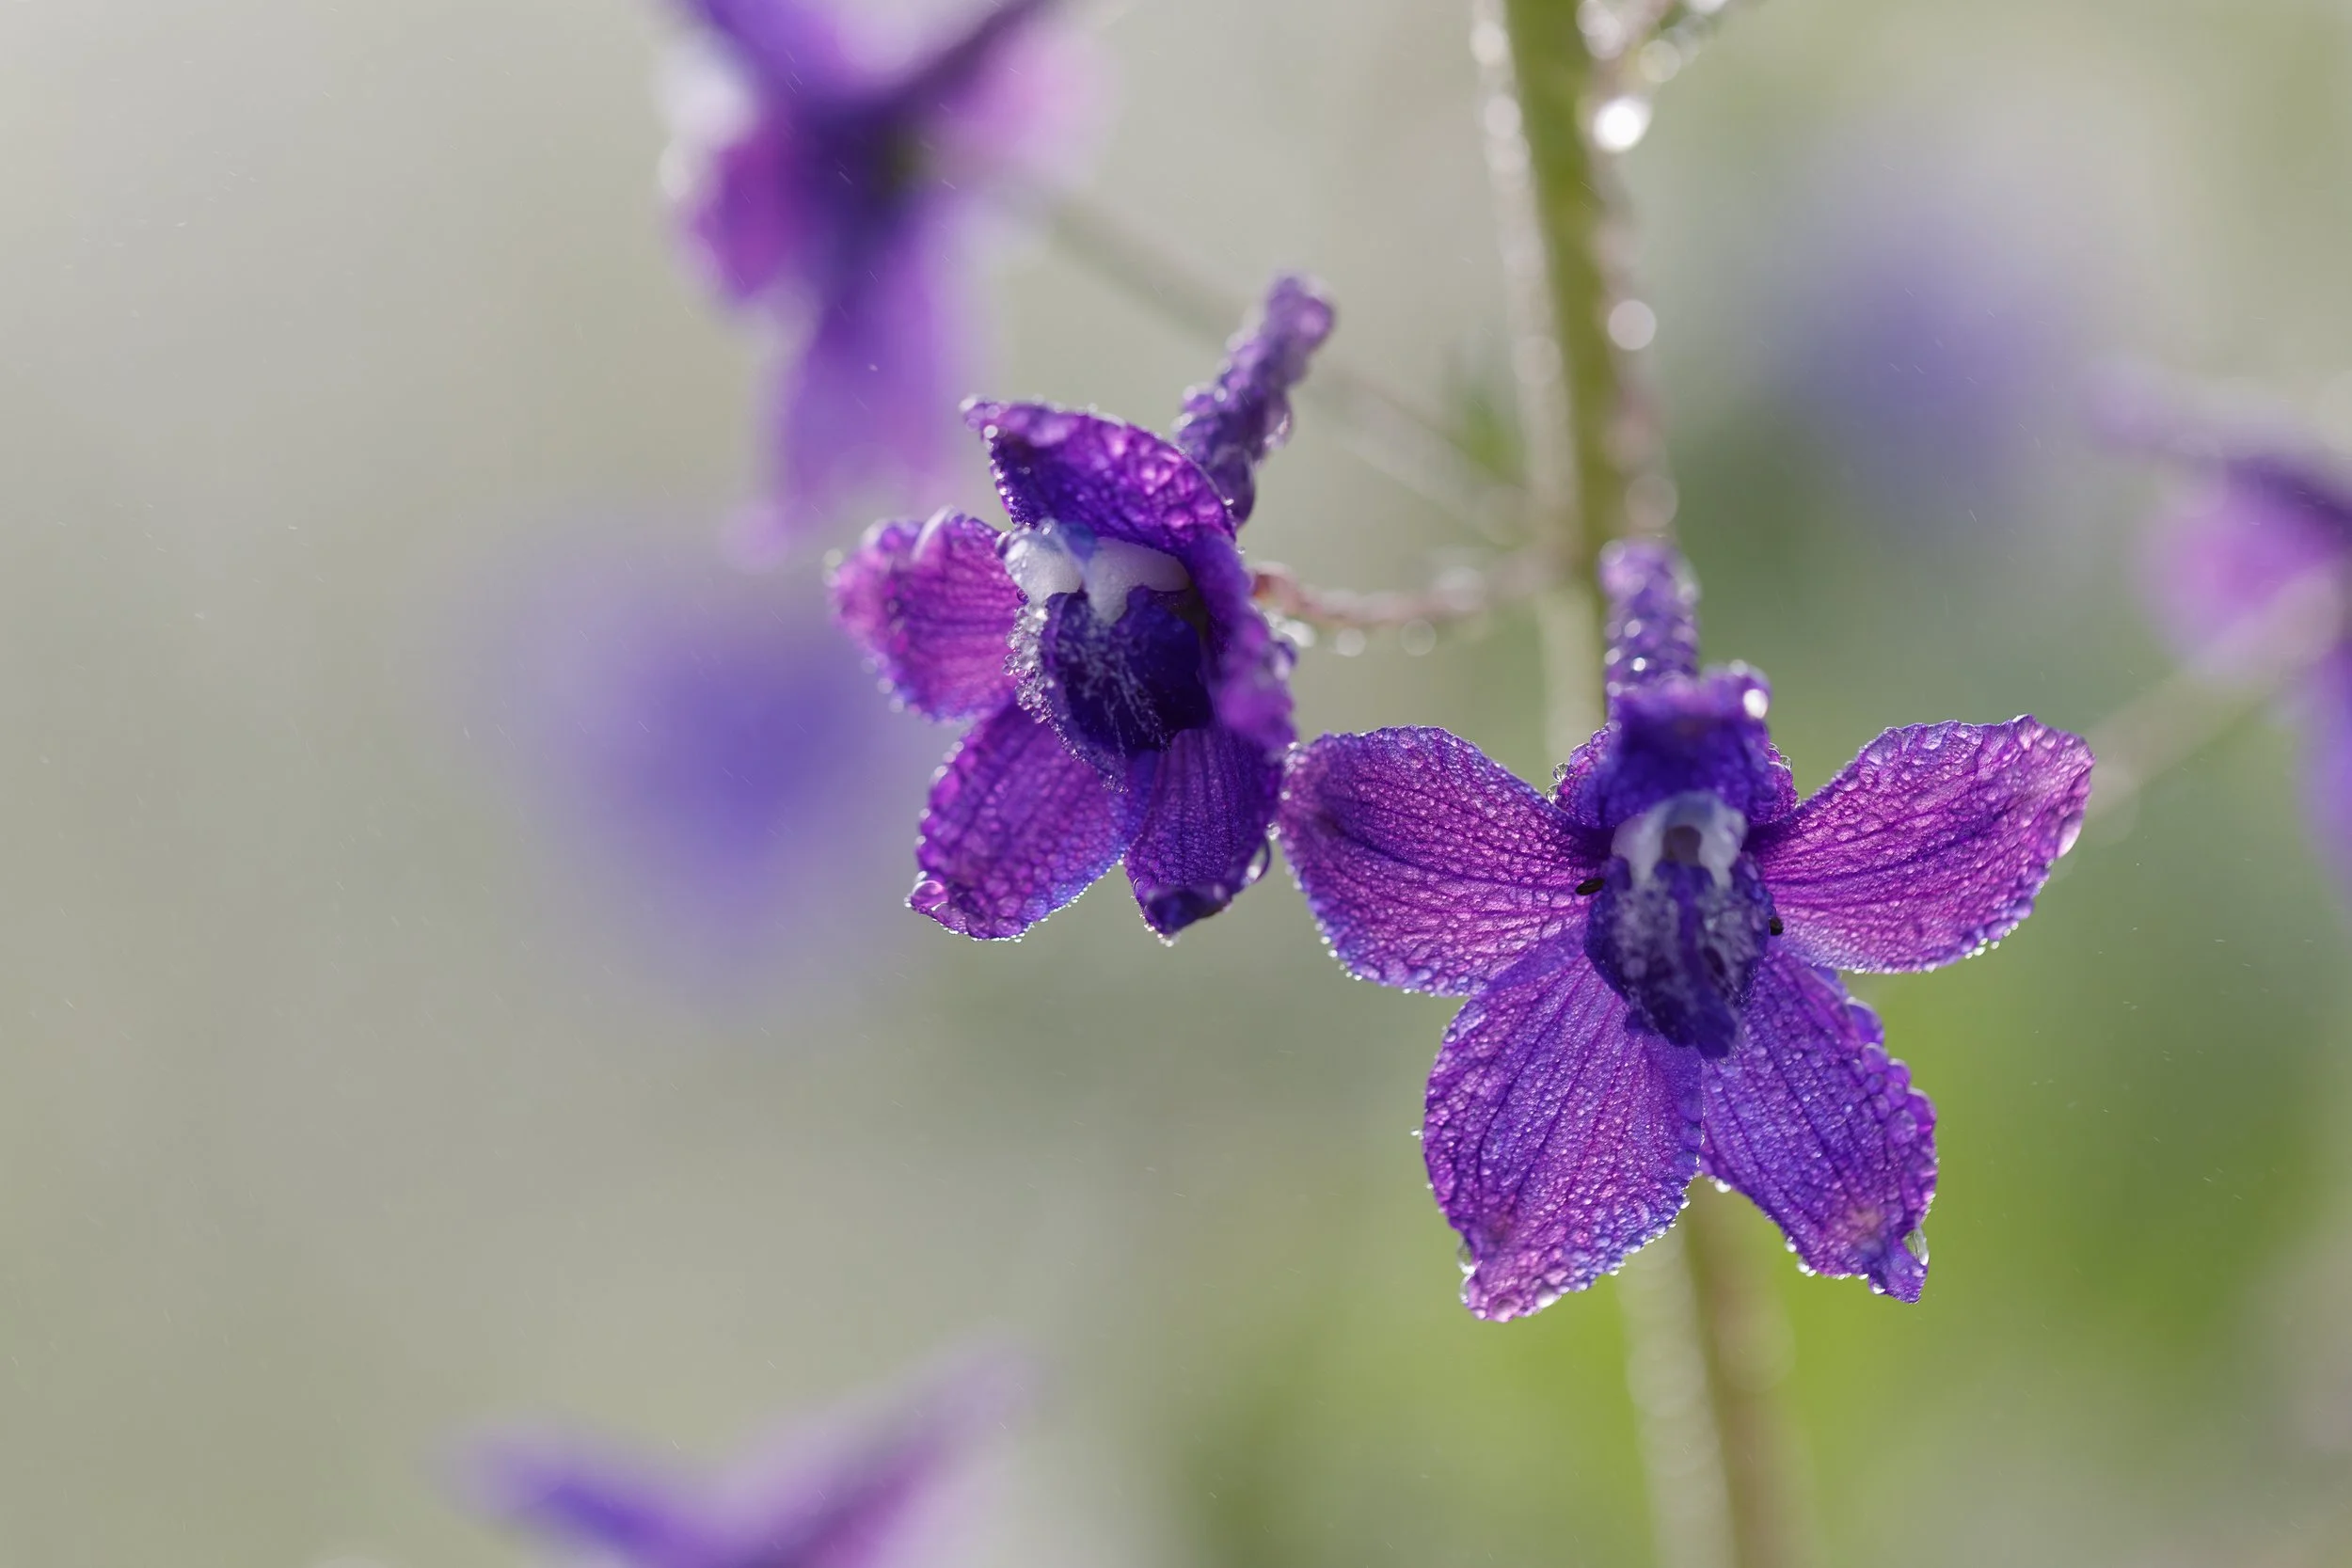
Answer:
[[1476, 4, 1807, 1567]]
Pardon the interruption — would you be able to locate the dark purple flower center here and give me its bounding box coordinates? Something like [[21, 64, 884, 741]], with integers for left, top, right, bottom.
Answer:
[[1584, 791, 1777, 1057], [1006, 523, 1214, 777], [826, 112, 931, 206]]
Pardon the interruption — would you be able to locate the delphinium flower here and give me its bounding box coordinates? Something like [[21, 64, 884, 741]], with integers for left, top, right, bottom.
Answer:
[[2124, 409, 2352, 887], [1278, 539, 2092, 1317], [486, 536, 931, 984], [832, 275, 1334, 940], [467, 1358, 1018, 1568], [660, 0, 1093, 555]]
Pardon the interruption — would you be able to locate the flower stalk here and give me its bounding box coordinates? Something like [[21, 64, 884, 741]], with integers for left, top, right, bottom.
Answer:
[[1475, 4, 1804, 1565]]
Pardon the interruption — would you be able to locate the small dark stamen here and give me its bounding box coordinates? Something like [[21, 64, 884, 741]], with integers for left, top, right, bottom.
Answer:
[[1576, 877, 1605, 896], [1768, 917, 1784, 936]]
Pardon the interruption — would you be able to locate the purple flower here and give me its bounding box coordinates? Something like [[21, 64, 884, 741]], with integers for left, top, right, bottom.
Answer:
[[660, 0, 1093, 555], [2129, 418, 2352, 885], [832, 276, 1334, 941], [466, 1358, 1020, 1568], [485, 536, 931, 984], [1277, 540, 2092, 1317]]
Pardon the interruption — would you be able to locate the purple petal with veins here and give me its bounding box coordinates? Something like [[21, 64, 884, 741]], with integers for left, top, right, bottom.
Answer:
[[1279, 727, 1606, 995], [912, 702, 1133, 939], [1425, 942, 1703, 1321], [1754, 718, 2091, 974], [1124, 722, 1282, 938], [1701, 953, 1936, 1301], [832, 510, 1024, 721]]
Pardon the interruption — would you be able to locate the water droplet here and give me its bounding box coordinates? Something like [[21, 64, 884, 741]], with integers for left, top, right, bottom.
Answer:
[[1593, 95, 1653, 153], [1608, 298, 1658, 351]]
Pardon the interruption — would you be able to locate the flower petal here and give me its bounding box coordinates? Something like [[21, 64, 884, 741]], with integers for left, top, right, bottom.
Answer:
[[1279, 728, 1608, 995], [683, 0, 853, 93], [965, 402, 1292, 752], [706, 1354, 1025, 1561], [1123, 723, 1281, 938], [887, 0, 1057, 119], [2295, 641, 2352, 896], [1555, 667, 1796, 832], [1752, 717, 2091, 973], [2147, 458, 2349, 661], [1171, 275, 1336, 524], [1425, 943, 1704, 1320], [660, 44, 806, 304], [1702, 952, 1936, 1301], [912, 703, 1131, 938], [749, 226, 968, 553], [467, 1434, 714, 1564], [966, 403, 1237, 553], [1197, 539, 1294, 757], [466, 1355, 1025, 1568], [832, 510, 1022, 721]]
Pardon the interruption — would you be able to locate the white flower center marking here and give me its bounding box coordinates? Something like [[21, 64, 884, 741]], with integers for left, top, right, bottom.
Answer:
[[1003, 520, 1191, 624], [1612, 790, 1747, 892]]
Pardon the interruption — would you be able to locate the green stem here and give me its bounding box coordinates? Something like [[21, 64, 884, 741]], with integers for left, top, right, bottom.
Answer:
[[1495, 0, 1676, 570], [1683, 1188, 1813, 1568], [1475, 5, 1804, 1566]]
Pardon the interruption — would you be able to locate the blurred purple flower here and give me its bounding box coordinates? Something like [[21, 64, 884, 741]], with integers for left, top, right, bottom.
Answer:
[[1765, 163, 2078, 524], [491, 537, 931, 982], [660, 0, 1098, 556], [832, 276, 1334, 942], [2113, 397, 2352, 885], [1278, 540, 2092, 1318], [467, 1357, 1021, 1568]]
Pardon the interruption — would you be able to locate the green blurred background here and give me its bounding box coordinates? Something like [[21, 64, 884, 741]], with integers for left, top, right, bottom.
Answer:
[[5, 0, 2352, 1563]]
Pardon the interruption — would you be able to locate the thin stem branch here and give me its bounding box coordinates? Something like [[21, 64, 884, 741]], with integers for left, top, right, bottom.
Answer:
[[1034, 192, 1528, 543], [1249, 551, 1552, 634], [2085, 566, 2342, 826]]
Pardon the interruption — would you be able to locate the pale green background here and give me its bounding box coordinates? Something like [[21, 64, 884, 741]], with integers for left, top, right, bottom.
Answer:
[[4, 1, 2352, 1563]]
